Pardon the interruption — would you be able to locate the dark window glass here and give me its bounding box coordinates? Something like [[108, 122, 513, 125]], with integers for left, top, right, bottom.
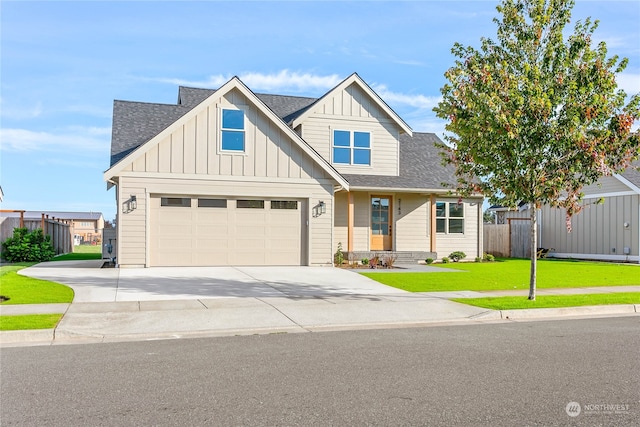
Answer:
[[436, 218, 446, 233], [449, 203, 464, 217], [198, 199, 227, 208], [161, 197, 191, 207], [237, 200, 264, 209], [449, 219, 464, 233], [271, 201, 298, 210]]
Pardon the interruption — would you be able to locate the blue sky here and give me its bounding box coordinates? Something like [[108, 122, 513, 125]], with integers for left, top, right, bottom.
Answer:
[[1, 0, 639, 222]]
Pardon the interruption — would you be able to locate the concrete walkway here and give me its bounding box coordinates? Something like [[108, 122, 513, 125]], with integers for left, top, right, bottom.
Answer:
[[1, 261, 638, 346]]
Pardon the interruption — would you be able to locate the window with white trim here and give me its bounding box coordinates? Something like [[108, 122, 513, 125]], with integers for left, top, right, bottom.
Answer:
[[435, 201, 464, 234], [221, 108, 245, 151], [332, 130, 371, 165]]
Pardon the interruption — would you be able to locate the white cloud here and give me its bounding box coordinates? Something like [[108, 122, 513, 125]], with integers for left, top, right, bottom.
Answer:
[[0, 127, 110, 153], [156, 70, 343, 94], [373, 84, 442, 109]]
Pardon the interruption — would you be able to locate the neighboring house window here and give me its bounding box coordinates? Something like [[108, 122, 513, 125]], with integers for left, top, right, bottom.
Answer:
[[237, 200, 264, 209], [332, 130, 371, 165], [221, 108, 245, 151], [161, 197, 191, 207], [436, 201, 464, 234], [80, 222, 92, 227]]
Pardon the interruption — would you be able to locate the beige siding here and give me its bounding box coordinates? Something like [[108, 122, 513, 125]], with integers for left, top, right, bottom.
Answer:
[[541, 195, 639, 257], [300, 83, 400, 176], [117, 176, 334, 267], [435, 199, 481, 259], [395, 194, 429, 251], [334, 191, 348, 247]]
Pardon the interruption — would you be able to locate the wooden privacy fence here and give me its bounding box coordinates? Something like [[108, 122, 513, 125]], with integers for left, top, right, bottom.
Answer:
[[0, 211, 72, 256], [483, 219, 531, 258]]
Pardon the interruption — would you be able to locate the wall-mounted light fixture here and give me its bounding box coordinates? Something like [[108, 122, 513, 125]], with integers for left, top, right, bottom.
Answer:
[[313, 201, 327, 218], [122, 195, 137, 213]]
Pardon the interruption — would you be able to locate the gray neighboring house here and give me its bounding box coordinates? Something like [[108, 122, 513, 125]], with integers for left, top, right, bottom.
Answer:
[[104, 73, 484, 267], [489, 163, 640, 263]]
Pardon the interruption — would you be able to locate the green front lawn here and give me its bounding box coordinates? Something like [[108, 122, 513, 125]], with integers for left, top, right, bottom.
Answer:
[[362, 259, 640, 292], [453, 292, 640, 310]]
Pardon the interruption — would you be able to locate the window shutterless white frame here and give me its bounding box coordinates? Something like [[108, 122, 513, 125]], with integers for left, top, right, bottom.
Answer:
[[332, 129, 371, 166], [435, 201, 465, 234], [220, 106, 246, 152]]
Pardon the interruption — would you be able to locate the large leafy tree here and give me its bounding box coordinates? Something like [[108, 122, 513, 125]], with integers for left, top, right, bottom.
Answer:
[[434, 0, 639, 300]]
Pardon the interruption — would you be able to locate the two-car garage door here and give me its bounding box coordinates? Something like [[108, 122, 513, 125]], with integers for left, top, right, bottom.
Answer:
[[150, 196, 304, 266]]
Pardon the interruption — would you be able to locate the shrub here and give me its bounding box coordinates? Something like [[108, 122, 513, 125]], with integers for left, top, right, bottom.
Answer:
[[441, 257, 450, 264], [475, 257, 483, 263], [483, 253, 495, 262], [425, 258, 434, 265], [334, 242, 344, 266], [448, 251, 466, 262], [1, 228, 55, 262], [382, 253, 397, 269], [361, 258, 369, 266]]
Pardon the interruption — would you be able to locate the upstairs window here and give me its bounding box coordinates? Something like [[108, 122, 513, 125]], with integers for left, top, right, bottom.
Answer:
[[436, 201, 464, 234], [221, 108, 245, 151], [333, 130, 371, 166]]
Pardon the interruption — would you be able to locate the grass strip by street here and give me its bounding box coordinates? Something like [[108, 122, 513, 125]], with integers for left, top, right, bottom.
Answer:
[[53, 252, 102, 261], [452, 292, 640, 310], [0, 314, 63, 331], [362, 259, 640, 292]]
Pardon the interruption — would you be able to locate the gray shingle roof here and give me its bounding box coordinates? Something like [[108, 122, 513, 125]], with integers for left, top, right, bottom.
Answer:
[[620, 160, 640, 189], [342, 132, 456, 190], [110, 100, 190, 166]]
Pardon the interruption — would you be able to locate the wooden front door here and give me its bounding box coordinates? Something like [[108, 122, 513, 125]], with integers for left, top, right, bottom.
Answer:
[[370, 196, 392, 250]]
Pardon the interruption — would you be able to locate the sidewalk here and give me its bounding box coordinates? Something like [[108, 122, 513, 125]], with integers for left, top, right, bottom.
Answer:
[[1, 261, 638, 346]]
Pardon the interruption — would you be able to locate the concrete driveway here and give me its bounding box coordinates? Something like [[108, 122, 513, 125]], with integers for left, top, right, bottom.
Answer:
[[20, 260, 409, 302]]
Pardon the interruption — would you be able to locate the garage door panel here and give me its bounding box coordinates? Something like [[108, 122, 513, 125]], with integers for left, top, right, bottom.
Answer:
[[151, 197, 304, 266]]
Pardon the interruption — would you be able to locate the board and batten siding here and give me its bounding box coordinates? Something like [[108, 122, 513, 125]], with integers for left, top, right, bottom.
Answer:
[[300, 83, 400, 176], [122, 88, 330, 182], [541, 194, 639, 258]]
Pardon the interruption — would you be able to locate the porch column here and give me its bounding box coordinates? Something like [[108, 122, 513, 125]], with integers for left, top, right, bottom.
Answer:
[[430, 194, 437, 252], [348, 192, 354, 252]]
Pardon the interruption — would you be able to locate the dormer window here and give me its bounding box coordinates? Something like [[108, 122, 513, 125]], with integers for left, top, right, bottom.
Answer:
[[221, 108, 245, 151], [332, 130, 371, 166]]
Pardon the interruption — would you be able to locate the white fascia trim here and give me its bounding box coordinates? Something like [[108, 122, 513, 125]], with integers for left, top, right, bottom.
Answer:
[[614, 173, 640, 195], [580, 191, 637, 200], [549, 253, 640, 263]]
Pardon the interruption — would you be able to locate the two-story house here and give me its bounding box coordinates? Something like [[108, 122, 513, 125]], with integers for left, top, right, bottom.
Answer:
[[104, 73, 483, 267]]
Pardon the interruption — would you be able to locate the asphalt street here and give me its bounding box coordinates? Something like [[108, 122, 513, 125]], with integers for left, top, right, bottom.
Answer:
[[1, 317, 639, 426]]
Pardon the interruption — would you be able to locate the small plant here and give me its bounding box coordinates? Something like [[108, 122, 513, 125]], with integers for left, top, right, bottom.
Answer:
[[475, 257, 483, 263], [448, 251, 466, 262], [361, 258, 369, 266], [483, 253, 495, 262], [441, 257, 450, 264], [382, 253, 398, 269], [334, 242, 344, 266], [370, 255, 380, 269], [1, 228, 55, 262], [425, 258, 434, 265]]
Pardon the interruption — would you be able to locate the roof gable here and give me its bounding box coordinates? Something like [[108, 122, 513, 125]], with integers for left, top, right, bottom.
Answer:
[[104, 77, 349, 189], [291, 73, 412, 136]]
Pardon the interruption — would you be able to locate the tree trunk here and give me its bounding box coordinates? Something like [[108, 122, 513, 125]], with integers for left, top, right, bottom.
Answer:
[[528, 204, 537, 300]]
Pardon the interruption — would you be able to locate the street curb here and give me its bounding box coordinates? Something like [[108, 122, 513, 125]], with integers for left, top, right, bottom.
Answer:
[[500, 304, 638, 320], [0, 329, 54, 344]]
